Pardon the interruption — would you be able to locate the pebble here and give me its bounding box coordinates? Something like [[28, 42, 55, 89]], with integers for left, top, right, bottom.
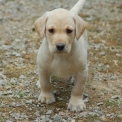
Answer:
[[63, 115, 68, 120], [71, 120, 75, 122], [10, 112, 27, 120], [59, 111, 65, 116], [26, 99, 33, 104], [111, 95, 119, 99], [100, 115, 107, 121], [97, 102, 103, 106], [0, 92, 2, 97], [62, 119, 67, 122], [101, 40, 106, 44], [0, 74, 7, 85], [6, 120, 13, 122], [53, 114, 62, 122], [19, 75, 26, 79], [106, 114, 110, 117], [34, 111, 40, 117], [99, 52, 105, 56], [2, 90, 13, 95], [12, 52, 21, 57], [83, 93, 89, 98], [10, 78, 17, 85], [57, 97, 63, 101], [116, 53, 121, 57], [89, 112, 96, 116], [86, 16, 92, 21], [78, 112, 88, 117], [46, 110, 53, 115]]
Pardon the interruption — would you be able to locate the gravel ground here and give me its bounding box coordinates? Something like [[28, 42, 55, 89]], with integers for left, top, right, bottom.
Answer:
[[0, 0, 122, 122]]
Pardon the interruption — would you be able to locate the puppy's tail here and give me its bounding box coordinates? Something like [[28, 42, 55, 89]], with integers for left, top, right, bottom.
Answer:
[[70, 0, 85, 15]]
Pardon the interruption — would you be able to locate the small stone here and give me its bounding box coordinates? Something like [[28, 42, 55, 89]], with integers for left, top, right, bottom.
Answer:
[[101, 40, 106, 44], [89, 112, 96, 116], [12, 52, 21, 57], [78, 112, 87, 117], [19, 75, 26, 79], [96, 111, 103, 115], [46, 110, 52, 115], [100, 115, 106, 121], [62, 119, 67, 122], [106, 114, 111, 117], [53, 114, 62, 121], [97, 102, 103, 106], [83, 93, 89, 98], [111, 95, 119, 99], [57, 97, 63, 101], [2, 90, 13, 95], [59, 87, 63, 89], [16, 53, 21, 57], [6, 120, 13, 122], [10, 78, 17, 85], [71, 120, 75, 122], [26, 99, 33, 104], [116, 53, 121, 57], [113, 60, 118, 66], [34, 111, 40, 117], [59, 111, 65, 116], [86, 17, 92, 21], [99, 52, 105, 56], [10, 113, 20, 120], [63, 115, 68, 120]]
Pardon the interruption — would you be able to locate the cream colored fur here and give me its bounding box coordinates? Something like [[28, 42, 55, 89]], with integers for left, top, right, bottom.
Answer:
[[34, 0, 88, 112]]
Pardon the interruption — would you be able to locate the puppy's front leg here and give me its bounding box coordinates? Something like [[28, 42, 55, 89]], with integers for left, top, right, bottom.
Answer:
[[38, 67, 55, 104], [68, 68, 88, 112]]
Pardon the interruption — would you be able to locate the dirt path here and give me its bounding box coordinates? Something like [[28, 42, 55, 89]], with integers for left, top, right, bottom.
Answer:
[[0, 0, 122, 121]]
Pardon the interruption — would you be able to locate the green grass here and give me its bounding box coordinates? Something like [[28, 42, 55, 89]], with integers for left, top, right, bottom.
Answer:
[[105, 99, 119, 107], [18, 92, 24, 98]]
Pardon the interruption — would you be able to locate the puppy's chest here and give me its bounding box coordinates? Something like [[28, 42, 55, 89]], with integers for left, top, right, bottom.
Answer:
[[50, 58, 73, 79]]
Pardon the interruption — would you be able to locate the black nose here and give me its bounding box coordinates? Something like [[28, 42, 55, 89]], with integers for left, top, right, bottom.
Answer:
[[56, 44, 65, 51]]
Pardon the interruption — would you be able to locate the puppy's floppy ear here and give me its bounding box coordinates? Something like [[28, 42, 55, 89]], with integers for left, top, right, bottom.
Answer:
[[73, 15, 87, 40], [34, 12, 49, 39]]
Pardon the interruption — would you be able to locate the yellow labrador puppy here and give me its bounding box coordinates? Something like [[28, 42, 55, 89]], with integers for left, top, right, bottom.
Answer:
[[34, 0, 88, 112]]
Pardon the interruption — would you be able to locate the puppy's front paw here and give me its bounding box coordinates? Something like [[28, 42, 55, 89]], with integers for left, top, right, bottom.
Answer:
[[38, 92, 55, 104], [68, 97, 86, 112]]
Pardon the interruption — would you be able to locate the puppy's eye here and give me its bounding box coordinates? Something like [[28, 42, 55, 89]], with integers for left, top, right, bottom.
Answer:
[[48, 29, 54, 34], [66, 29, 72, 34]]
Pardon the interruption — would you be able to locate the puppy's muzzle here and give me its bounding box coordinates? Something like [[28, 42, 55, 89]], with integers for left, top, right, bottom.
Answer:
[[56, 43, 65, 51]]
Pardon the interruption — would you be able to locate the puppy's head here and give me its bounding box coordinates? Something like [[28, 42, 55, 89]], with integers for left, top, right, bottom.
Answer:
[[34, 8, 86, 54]]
